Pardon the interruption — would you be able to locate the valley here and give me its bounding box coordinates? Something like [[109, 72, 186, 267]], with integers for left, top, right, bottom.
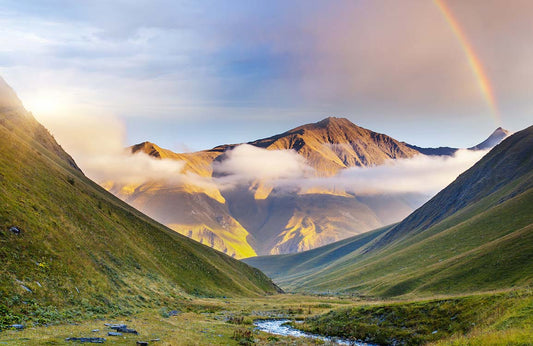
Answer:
[[0, 76, 531, 345], [2, 0, 533, 344]]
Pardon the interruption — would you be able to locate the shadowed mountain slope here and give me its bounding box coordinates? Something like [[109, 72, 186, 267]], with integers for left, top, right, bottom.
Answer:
[[0, 78, 279, 319], [244, 126, 533, 296]]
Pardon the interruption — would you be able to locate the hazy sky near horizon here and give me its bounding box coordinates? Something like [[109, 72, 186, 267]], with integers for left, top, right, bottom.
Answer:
[[1, 0, 532, 152]]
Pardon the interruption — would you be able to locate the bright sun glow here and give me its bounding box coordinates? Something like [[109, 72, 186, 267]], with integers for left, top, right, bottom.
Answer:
[[23, 91, 71, 119]]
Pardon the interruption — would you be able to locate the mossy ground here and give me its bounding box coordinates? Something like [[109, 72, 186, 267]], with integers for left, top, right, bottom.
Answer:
[[1, 291, 532, 345], [301, 289, 533, 346], [0, 294, 356, 345]]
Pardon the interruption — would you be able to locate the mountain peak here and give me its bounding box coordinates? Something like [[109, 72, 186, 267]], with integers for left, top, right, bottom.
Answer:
[[316, 116, 351, 125], [131, 141, 164, 158], [311, 117, 358, 130], [248, 116, 419, 173], [493, 127, 510, 136], [470, 127, 511, 150]]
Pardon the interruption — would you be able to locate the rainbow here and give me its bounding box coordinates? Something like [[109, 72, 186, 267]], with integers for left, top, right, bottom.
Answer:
[[434, 0, 500, 125]]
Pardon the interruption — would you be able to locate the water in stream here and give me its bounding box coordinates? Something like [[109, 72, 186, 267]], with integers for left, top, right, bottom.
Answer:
[[254, 319, 373, 345]]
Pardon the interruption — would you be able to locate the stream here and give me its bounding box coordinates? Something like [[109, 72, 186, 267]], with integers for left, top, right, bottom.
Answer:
[[253, 319, 373, 345]]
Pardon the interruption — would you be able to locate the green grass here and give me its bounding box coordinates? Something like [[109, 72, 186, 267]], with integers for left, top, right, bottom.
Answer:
[[0, 294, 362, 345], [301, 290, 533, 345], [0, 108, 278, 328]]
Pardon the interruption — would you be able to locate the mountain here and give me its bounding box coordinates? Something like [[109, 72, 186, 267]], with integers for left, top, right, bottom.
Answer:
[[246, 117, 420, 175], [106, 117, 428, 258], [0, 77, 279, 318], [404, 127, 510, 156], [243, 125, 533, 296], [106, 118, 510, 259], [469, 126, 511, 150], [404, 144, 458, 156]]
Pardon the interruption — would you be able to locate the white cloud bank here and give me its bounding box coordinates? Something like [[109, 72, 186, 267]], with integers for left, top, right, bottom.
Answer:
[[38, 113, 188, 186], [213, 144, 314, 188], [304, 149, 488, 195], [212, 145, 489, 196], [41, 113, 488, 198]]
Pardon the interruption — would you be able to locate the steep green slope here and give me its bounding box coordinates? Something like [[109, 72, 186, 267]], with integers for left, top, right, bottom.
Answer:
[[0, 79, 278, 324], [245, 126, 533, 296]]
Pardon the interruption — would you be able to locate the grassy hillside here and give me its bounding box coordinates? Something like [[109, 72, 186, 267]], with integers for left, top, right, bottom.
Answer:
[[245, 126, 533, 297], [0, 85, 279, 327]]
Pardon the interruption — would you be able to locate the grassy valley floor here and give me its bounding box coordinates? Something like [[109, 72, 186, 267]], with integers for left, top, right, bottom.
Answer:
[[1, 289, 532, 345]]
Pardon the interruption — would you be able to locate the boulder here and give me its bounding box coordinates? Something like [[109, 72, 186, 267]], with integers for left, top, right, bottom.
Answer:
[[9, 226, 20, 234], [65, 337, 105, 343], [117, 326, 138, 334]]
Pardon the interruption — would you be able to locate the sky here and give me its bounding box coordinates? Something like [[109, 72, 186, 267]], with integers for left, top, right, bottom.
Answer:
[[1, 0, 532, 154]]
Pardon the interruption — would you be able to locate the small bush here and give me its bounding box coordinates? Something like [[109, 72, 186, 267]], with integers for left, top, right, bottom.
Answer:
[[232, 328, 254, 345], [227, 315, 251, 324]]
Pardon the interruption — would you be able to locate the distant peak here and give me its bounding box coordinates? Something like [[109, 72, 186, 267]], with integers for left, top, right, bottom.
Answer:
[[131, 141, 163, 157], [317, 116, 350, 124], [470, 127, 511, 150], [312, 116, 359, 129], [138, 141, 156, 147], [492, 127, 510, 136]]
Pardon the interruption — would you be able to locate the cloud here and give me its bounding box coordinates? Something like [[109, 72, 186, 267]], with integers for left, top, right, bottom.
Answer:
[[37, 112, 202, 187], [213, 144, 313, 189], [211, 144, 487, 197], [38, 109, 488, 200], [301, 150, 489, 196]]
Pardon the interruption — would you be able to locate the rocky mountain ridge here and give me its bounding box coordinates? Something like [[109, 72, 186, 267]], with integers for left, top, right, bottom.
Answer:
[[105, 117, 508, 258]]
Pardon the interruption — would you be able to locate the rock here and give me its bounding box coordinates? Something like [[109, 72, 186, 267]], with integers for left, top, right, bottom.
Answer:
[[168, 310, 180, 317], [9, 226, 21, 234], [66, 337, 106, 343], [105, 323, 127, 330], [136, 342, 149, 346], [116, 327, 138, 334], [108, 332, 122, 336], [20, 285, 32, 293], [9, 324, 24, 330], [92, 329, 99, 332]]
